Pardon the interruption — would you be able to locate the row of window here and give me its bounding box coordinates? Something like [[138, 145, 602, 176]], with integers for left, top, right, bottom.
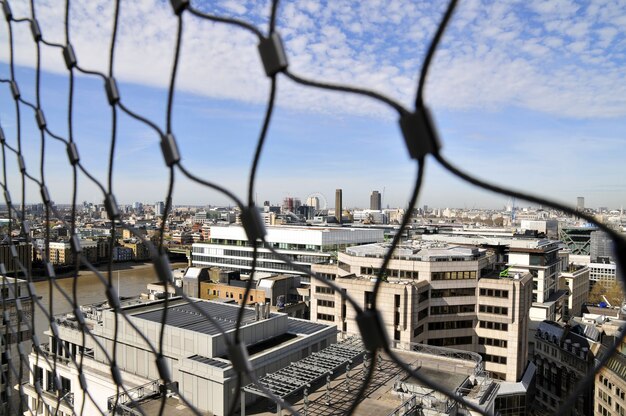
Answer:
[[317, 313, 335, 322], [431, 288, 475, 298], [194, 255, 311, 272], [479, 305, 509, 315], [360, 267, 419, 279], [315, 286, 335, 294], [482, 353, 507, 365], [317, 299, 335, 308], [431, 271, 477, 281], [431, 305, 475, 315], [479, 288, 509, 298], [428, 336, 473, 347], [428, 320, 474, 331], [209, 289, 255, 302], [479, 337, 508, 348], [479, 321, 509, 331]]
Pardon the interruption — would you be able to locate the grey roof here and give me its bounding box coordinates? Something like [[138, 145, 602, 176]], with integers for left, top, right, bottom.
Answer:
[[188, 355, 230, 369], [132, 300, 258, 336], [287, 319, 329, 335]]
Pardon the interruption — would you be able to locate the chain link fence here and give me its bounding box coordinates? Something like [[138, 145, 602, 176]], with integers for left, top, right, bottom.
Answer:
[[0, 0, 624, 415]]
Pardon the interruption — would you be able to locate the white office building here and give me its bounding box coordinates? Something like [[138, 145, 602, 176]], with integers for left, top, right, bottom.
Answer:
[[192, 225, 384, 280], [23, 298, 335, 416]]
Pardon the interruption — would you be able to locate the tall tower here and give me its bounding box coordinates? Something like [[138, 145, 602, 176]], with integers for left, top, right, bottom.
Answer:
[[335, 189, 342, 224], [576, 197, 585, 211], [370, 190, 381, 211]]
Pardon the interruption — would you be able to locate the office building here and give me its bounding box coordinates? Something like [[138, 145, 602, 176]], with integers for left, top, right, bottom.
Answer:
[[191, 225, 383, 280], [0, 241, 32, 275], [533, 321, 596, 415], [591, 231, 615, 262], [577, 197, 585, 211], [155, 201, 165, 217], [23, 298, 335, 416], [311, 242, 533, 382], [335, 189, 342, 224], [595, 337, 626, 416], [589, 261, 619, 291], [370, 190, 381, 211], [0, 276, 33, 414], [559, 264, 590, 320]]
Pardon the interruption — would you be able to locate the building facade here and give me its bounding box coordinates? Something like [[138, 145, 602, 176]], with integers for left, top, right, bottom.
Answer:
[[23, 298, 335, 416], [310, 242, 533, 382], [191, 225, 383, 280]]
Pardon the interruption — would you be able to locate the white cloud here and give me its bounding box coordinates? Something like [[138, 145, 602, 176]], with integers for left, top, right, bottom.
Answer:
[[1, 0, 625, 120]]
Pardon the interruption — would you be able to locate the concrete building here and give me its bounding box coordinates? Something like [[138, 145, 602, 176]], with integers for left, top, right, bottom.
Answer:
[[154, 201, 165, 217], [589, 261, 619, 291], [595, 337, 626, 416], [335, 189, 342, 224], [370, 190, 381, 211], [591, 231, 615, 262], [577, 197, 585, 211], [23, 298, 335, 416], [310, 242, 533, 382], [559, 264, 590, 320], [46, 240, 98, 265], [191, 225, 383, 281], [0, 241, 32, 275], [533, 321, 597, 415], [520, 219, 558, 239], [0, 276, 33, 414]]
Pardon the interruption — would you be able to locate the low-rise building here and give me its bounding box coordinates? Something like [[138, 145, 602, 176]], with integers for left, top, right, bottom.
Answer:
[[23, 298, 335, 416]]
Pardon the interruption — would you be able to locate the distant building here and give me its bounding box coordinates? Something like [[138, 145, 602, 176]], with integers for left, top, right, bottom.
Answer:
[[154, 201, 165, 217], [370, 190, 381, 211], [191, 225, 383, 281], [335, 189, 342, 224], [577, 197, 585, 211], [591, 231, 615, 262], [589, 261, 619, 291]]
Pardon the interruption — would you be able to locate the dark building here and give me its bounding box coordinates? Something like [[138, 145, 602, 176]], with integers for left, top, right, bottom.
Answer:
[[335, 189, 342, 224], [370, 190, 381, 211]]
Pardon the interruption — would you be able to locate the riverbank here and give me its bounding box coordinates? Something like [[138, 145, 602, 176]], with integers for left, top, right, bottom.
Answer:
[[30, 261, 189, 281]]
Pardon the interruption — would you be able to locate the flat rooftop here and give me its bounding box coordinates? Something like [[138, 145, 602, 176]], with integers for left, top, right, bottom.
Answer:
[[345, 242, 484, 261], [131, 300, 262, 336]]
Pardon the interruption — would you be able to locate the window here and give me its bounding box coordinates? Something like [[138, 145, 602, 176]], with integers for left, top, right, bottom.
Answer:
[[478, 337, 508, 348], [431, 288, 475, 298], [479, 288, 509, 298], [413, 325, 423, 337], [317, 299, 335, 308], [479, 321, 508, 331], [315, 286, 335, 295], [431, 271, 477, 280], [431, 305, 475, 315], [479, 305, 508, 315], [317, 313, 335, 322], [428, 336, 473, 347], [428, 320, 473, 331]]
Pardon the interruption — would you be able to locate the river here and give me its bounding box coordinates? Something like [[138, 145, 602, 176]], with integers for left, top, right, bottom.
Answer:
[[31, 262, 188, 341]]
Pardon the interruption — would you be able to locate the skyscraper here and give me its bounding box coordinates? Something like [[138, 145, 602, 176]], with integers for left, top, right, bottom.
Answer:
[[155, 201, 165, 216], [576, 196, 585, 211], [335, 189, 342, 224], [370, 190, 381, 211]]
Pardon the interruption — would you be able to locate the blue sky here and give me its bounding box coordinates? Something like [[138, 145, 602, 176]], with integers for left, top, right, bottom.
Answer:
[[0, 0, 625, 209]]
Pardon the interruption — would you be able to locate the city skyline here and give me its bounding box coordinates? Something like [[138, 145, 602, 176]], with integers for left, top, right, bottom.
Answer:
[[0, 1, 624, 210]]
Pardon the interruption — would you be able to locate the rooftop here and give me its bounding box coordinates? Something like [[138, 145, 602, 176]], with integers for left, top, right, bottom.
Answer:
[[344, 242, 484, 261], [131, 299, 261, 336]]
